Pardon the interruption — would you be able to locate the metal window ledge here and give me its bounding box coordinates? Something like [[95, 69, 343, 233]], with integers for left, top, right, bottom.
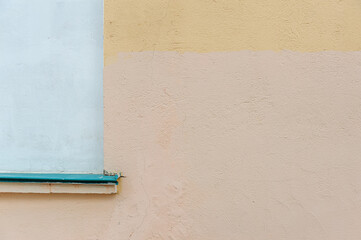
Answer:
[[0, 173, 120, 194]]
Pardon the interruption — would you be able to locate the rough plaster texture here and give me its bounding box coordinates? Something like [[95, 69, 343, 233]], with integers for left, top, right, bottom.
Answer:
[[2, 1, 361, 239], [2, 51, 361, 240], [104, 0, 361, 63]]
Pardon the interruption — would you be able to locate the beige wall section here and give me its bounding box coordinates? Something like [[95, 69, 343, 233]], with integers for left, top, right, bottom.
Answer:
[[102, 51, 361, 240], [105, 0, 361, 62], [1, 51, 361, 239]]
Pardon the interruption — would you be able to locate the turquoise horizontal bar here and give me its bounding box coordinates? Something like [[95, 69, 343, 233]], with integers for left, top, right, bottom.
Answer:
[[0, 173, 119, 185]]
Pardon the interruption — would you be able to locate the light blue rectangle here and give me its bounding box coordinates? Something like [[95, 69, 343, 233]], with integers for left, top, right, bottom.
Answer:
[[0, 0, 103, 173]]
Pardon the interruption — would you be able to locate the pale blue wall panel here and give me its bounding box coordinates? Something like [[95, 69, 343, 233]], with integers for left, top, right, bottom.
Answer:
[[0, 0, 103, 173]]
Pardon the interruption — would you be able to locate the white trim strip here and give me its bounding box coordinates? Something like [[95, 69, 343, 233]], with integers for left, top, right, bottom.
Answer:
[[0, 182, 117, 194]]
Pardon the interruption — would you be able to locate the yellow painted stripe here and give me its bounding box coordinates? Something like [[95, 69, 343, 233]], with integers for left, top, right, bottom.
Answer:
[[104, 0, 361, 62]]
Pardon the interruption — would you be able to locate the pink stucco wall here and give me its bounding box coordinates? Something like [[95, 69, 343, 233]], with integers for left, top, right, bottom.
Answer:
[[2, 1, 361, 239]]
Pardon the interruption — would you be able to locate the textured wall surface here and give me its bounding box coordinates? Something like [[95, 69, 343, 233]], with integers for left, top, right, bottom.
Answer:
[[104, 0, 361, 64], [0, 0, 104, 173], [2, 1, 361, 240]]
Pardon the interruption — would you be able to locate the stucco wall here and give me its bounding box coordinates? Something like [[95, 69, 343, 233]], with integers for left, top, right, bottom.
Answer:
[[2, 1, 361, 239]]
